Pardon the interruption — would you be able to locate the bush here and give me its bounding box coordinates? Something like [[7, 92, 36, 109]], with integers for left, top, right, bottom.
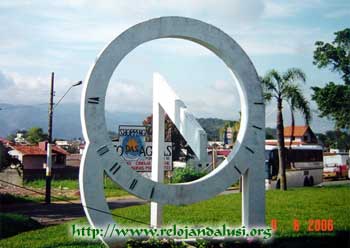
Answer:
[[0, 213, 42, 238], [171, 167, 207, 183]]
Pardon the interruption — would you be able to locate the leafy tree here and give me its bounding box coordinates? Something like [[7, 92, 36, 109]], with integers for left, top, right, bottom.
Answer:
[[316, 130, 350, 151], [197, 118, 226, 141], [262, 68, 311, 190], [312, 28, 350, 129], [25, 127, 48, 144], [197, 117, 240, 141], [313, 28, 350, 85], [312, 83, 350, 130]]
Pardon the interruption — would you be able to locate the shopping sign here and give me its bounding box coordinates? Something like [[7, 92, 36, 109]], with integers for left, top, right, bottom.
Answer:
[[114, 125, 172, 172]]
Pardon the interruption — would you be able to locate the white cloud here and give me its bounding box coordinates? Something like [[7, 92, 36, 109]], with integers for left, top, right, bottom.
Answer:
[[232, 25, 324, 56], [211, 80, 235, 93], [263, 0, 295, 18], [0, 0, 329, 76], [180, 79, 241, 120], [0, 1, 31, 8], [263, 0, 323, 19], [0, 72, 49, 104], [0, 70, 14, 89], [324, 9, 350, 18], [53, 0, 265, 25], [0, 0, 346, 122], [105, 79, 152, 113], [0, 71, 83, 105]]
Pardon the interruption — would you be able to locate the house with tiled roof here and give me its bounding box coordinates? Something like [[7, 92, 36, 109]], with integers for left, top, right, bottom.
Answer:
[[284, 125, 318, 144], [265, 125, 318, 146], [9, 141, 69, 170]]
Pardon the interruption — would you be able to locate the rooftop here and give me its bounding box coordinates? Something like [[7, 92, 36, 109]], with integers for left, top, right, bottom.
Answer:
[[12, 145, 48, 156], [12, 143, 69, 156], [284, 125, 310, 137]]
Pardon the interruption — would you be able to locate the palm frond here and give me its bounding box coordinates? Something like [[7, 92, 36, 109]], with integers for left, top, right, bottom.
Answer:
[[267, 69, 283, 93], [284, 84, 312, 124], [283, 68, 306, 84], [261, 70, 280, 97], [263, 92, 273, 103]]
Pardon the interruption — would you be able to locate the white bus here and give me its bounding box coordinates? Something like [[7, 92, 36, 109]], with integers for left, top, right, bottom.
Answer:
[[265, 144, 323, 189]]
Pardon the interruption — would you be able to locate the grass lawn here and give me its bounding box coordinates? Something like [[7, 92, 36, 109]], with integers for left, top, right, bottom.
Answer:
[[25, 179, 80, 189], [23, 177, 130, 200], [0, 185, 349, 247], [0, 213, 43, 239]]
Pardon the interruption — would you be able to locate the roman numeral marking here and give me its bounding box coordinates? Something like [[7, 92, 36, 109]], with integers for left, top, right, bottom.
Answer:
[[149, 186, 155, 199], [88, 97, 100, 104], [245, 146, 255, 154], [109, 162, 121, 175], [234, 165, 242, 175], [252, 125, 262, 130], [129, 179, 138, 190], [97, 145, 109, 156]]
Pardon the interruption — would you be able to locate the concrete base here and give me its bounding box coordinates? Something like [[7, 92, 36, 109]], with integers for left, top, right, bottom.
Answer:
[[242, 167, 265, 227]]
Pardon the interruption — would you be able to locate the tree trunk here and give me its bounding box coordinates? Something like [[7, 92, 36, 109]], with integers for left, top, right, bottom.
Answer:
[[289, 107, 295, 149], [276, 98, 287, 190], [289, 108, 295, 169]]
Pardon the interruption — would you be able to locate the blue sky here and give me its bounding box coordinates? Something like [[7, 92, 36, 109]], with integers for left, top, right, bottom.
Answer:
[[0, 0, 349, 129]]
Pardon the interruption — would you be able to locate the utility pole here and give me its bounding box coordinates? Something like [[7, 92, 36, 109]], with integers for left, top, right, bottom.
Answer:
[[45, 72, 54, 204]]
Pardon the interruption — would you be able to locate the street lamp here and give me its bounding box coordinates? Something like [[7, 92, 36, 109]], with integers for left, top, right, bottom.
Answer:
[[54, 80, 83, 109], [45, 72, 82, 204]]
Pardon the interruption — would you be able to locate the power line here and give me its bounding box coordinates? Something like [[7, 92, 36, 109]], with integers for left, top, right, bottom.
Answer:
[[0, 179, 150, 226]]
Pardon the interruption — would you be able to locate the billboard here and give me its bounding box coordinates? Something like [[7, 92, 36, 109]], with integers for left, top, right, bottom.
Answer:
[[114, 125, 172, 172]]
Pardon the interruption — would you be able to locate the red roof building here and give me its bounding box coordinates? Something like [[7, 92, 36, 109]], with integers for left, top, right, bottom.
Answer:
[[266, 125, 318, 147], [8, 141, 69, 170], [283, 125, 317, 144]]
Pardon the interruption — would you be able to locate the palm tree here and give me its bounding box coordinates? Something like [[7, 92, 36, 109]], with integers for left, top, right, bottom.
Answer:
[[287, 86, 312, 149], [262, 68, 311, 190]]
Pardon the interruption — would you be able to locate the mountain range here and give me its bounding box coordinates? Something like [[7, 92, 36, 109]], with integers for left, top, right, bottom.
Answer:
[[0, 103, 334, 139], [0, 103, 148, 139]]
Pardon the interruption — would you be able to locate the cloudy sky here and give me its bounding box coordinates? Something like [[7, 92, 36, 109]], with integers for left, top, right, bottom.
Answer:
[[0, 0, 349, 127]]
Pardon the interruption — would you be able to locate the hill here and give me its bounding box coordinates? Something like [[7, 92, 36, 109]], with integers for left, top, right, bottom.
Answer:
[[0, 103, 148, 139], [197, 117, 229, 141]]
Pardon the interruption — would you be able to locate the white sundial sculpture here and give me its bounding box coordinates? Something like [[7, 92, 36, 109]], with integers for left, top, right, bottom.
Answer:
[[80, 16, 265, 247]]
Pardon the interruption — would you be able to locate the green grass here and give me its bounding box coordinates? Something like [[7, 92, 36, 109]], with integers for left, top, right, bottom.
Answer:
[[23, 178, 130, 200], [25, 179, 79, 189], [0, 185, 349, 247], [0, 213, 43, 239]]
